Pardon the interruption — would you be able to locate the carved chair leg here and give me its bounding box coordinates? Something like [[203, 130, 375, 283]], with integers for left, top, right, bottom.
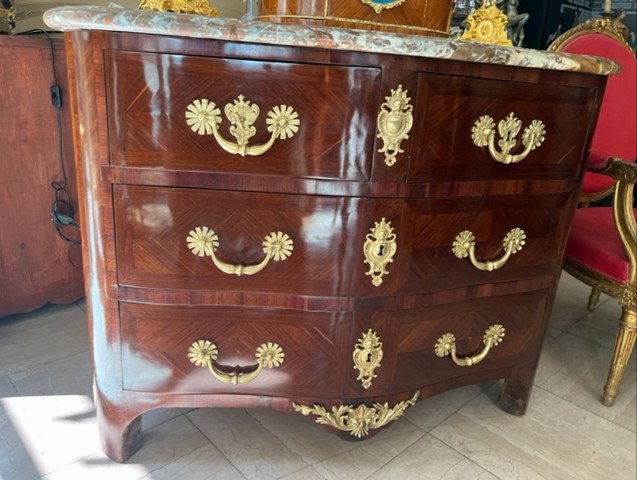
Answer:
[[587, 287, 601, 312], [602, 306, 637, 406]]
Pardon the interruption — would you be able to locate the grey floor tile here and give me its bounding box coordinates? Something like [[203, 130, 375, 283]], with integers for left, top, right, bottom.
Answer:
[[41, 415, 245, 480], [0, 376, 19, 397], [247, 405, 423, 468], [0, 393, 99, 480], [8, 351, 93, 398], [404, 384, 486, 432], [74, 298, 87, 313], [535, 330, 636, 431], [367, 434, 499, 480], [187, 408, 312, 480], [246, 408, 361, 466], [431, 387, 637, 480], [548, 272, 609, 332], [142, 408, 193, 432], [566, 297, 627, 349], [278, 466, 328, 480], [0, 303, 88, 377], [310, 426, 425, 480], [1, 395, 40, 480]]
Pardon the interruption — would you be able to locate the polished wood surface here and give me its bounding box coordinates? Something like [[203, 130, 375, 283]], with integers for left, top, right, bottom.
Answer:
[[258, 0, 454, 36], [409, 73, 598, 181], [121, 302, 350, 396], [106, 50, 379, 181], [0, 35, 83, 318], [64, 29, 606, 462]]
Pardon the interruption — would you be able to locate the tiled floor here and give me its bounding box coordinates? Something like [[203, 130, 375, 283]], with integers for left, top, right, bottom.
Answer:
[[1, 273, 635, 480]]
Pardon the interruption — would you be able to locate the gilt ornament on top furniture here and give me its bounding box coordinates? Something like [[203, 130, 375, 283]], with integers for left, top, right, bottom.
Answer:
[[359, 0, 408, 14], [138, 0, 219, 16]]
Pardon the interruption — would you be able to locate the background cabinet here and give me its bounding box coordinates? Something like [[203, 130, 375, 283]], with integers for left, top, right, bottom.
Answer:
[[0, 35, 83, 318]]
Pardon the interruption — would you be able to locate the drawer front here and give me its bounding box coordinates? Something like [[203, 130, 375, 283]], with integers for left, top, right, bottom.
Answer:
[[105, 50, 380, 181], [114, 185, 404, 296], [115, 185, 571, 296], [121, 303, 351, 396], [398, 193, 574, 293], [347, 290, 548, 395], [408, 73, 597, 182]]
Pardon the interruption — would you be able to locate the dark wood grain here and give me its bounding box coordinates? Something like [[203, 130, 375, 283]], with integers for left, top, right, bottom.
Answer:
[[121, 302, 351, 396], [63, 29, 606, 462], [105, 50, 380, 181], [0, 35, 83, 318], [408, 72, 600, 182]]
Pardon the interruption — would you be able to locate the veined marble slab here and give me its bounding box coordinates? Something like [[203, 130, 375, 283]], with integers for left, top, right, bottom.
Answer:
[[44, 6, 618, 76]]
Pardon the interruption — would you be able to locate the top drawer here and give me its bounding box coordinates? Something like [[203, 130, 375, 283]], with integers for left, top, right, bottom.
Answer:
[[408, 73, 598, 182], [105, 50, 381, 181]]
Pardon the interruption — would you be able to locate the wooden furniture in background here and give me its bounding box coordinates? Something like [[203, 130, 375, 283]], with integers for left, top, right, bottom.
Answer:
[[257, 0, 454, 36], [0, 35, 83, 318], [55, 8, 611, 462]]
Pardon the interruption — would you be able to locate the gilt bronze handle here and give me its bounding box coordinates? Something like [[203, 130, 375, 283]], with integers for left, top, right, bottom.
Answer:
[[187, 226, 293, 276], [434, 325, 505, 367], [185, 96, 300, 157], [188, 340, 284, 385], [471, 113, 546, 164], [452, 228, 526, 271]]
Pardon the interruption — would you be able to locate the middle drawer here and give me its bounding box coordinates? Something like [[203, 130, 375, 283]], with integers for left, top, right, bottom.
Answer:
[[114, 185, 572, 297]]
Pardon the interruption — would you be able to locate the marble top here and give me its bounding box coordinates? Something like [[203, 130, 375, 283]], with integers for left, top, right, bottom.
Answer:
[[44, 6, 618, 75]]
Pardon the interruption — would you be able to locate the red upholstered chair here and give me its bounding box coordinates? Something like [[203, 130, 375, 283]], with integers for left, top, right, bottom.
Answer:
[[549, 16, 636, 205], [549, 17, 637, 406]]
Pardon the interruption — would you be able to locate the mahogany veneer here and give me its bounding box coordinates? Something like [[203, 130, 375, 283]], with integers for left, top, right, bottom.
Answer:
[[63, 29, 606, 462]]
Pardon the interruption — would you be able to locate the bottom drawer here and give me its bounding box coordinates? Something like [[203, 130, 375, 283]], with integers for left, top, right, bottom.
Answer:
[[121, 303, 350, 397], [349, 289, 549, 394]]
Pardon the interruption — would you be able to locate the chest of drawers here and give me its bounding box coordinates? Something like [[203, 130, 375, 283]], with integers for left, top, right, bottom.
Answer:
[[48, 7, 615, 462]]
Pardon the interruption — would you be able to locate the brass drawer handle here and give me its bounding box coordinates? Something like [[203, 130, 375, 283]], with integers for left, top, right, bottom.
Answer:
[[471, 113, 546, 164], [185, 96, 300, 157], [293, 392, 419, 438], [435, 325, 505, 367], [452, 228, 526, 271], [187, 226, 293, 276], [188, 340, 284, 385]]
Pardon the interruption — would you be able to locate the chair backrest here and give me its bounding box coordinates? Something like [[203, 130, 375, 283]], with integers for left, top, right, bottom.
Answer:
[[549, 17, 637, 165]]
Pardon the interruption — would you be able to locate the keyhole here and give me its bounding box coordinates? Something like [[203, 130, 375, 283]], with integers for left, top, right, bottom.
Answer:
[[366, 352, 372, 363], [376, 244, 384, 256]]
